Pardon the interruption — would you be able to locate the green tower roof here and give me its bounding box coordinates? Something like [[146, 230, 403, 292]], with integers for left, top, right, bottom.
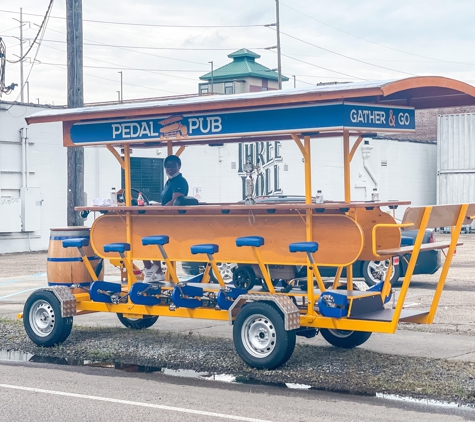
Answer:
[[200, 48, 288, 82]]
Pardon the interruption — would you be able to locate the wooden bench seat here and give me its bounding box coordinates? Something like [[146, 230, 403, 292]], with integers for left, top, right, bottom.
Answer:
[[377, 241, 462, 256], [373, 203, 474, 258]]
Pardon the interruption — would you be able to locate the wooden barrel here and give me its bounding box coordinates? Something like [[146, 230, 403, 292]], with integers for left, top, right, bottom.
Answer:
[[47, 227, 103, 293]]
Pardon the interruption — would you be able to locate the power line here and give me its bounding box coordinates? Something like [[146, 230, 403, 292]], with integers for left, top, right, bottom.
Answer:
[[44, 26, 208, 66], [280, 1, 474, 66], [40, 43, 200, 82], [25, 38, 268, 51], [37, 62, 208, 72], [273, 28, 417, 77], [6, 0, 53, 63], [0, 9, 269, 28], [264, 46, 365, 81]]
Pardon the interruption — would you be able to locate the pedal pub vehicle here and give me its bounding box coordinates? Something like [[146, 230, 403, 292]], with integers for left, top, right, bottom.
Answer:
[[23, 77, 475, 369]]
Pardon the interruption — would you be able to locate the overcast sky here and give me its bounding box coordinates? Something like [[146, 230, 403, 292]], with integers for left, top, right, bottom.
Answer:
[[1, 0, 475, 106]]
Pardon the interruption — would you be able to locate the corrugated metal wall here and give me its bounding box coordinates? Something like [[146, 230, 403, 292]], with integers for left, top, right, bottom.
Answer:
[[437, 113, 475, 229]]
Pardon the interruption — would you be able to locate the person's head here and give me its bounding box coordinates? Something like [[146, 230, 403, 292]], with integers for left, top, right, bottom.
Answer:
[[164, 155, 181, 177]]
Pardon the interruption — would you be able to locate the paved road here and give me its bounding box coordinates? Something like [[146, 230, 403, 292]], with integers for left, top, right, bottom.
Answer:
[[1, 361, 474, 422]]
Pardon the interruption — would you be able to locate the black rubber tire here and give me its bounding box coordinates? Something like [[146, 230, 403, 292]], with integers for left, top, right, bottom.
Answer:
[[117, 313, 158, 329], [320, 328, 372, 348], [233, 266, 256, 290], [23, 290, 73, 347], [362, 259, 401, 287], [233, 302, 296, 369]]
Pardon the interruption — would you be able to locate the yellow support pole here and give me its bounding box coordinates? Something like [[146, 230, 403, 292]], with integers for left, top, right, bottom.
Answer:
[[252, 247, 275, 294], [167, 140, 173, 156], [343, 130, 351, 203], [122, 145, 137, 288], [389, 207, 432, 330], [426, 204, 468, 323], [209, 259, 226, 288], [175, 145, 186, 157], [348, 136, 363, 163], [80, 255, 99, 282], [304, 135, 316, 315], [332, 267, 343, 289], [346, 264, 353, 291]]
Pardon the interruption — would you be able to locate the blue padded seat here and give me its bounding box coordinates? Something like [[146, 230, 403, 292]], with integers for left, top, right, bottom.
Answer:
[[142, 235, 169, 246], [190, 244, 219, 255], [401, 236, 415, 246], [103, 242, 131, 253], [289, 241, 319, 253], [62, 237, 90, 248], [236, 236, 264, 247]]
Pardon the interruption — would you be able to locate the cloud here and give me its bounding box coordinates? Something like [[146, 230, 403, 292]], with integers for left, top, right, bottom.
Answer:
[[1, 0, 475, 105]]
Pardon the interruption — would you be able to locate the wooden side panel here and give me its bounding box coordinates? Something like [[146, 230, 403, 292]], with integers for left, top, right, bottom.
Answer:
[[90, 213, 364, 266], [466, 203, 475, 225], [403, 204, 475, 229], [350, 207, 401, 260]]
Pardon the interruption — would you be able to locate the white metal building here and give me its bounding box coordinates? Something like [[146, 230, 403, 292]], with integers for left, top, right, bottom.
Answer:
[[0, 100, 437, 253]]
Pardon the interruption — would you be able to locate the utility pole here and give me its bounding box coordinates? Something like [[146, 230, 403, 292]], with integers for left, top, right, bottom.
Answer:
[[12, 8, 25, 101], [66, 0, 84, 226], [20, 8, 24, 102], [208, 61, 214, 94], [275, 0, 282, 89], [118, 71, 123, 102]]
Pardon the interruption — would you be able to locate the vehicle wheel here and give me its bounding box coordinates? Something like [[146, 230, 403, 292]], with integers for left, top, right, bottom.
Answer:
[[117, 314, 159, 329], [23, 290, 73, 347], [233, 266, 256, 290], [320, 328, 372, 348], [233, 302, 296, 369], [210, 262, 237, 284], [362, 259, 400, 287]]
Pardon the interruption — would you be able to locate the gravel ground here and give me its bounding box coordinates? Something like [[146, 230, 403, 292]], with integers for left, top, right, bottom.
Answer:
[[1, 233, 474, 404]]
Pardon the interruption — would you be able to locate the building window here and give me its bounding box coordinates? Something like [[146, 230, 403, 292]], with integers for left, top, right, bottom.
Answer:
[[224, 82, 234, 94], [262, 87, 268, 91], [121, 157, 164, 202], [200, 87, 209, 95]]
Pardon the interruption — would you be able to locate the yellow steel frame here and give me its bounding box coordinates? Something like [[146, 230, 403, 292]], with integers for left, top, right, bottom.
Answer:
[[72, 129, 469, 334]]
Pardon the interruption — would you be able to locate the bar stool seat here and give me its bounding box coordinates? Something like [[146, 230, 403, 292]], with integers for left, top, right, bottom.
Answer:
[[142, 235, 169, 246], [62, 238, 90, 248], [289, 242, 319, 253], [236, 236, 264, 247], [104, 242, 130, 253], [191, 244, 219, 255]]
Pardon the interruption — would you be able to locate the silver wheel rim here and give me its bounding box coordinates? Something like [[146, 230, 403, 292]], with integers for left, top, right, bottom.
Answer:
[[328, 329, 354, 338], [29, 299, 55, 338], [366, 260, 394, 283], [241, 313, 276, 358], [216, 263, 237, 284]]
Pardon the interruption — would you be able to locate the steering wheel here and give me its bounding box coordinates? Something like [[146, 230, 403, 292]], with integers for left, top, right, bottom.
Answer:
[[117, 188, 150, 206]]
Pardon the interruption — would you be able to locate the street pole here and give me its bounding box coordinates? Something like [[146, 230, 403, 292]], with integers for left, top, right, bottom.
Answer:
[[208, 61, 214, 94], [118, 71, 123, 102], [293, 75, 296, 88], [12, 8, 25, 101], [66, 0, 84, 226], [20, 8, 24, 102], [275, 0, 282, 89]]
